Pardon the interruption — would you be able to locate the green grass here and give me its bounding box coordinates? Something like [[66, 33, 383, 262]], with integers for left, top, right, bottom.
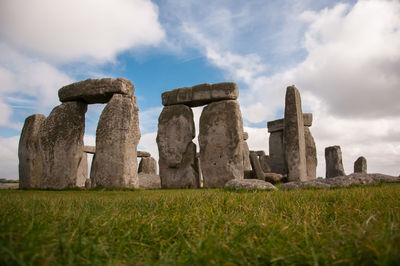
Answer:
[[1, 184, 399, 265]]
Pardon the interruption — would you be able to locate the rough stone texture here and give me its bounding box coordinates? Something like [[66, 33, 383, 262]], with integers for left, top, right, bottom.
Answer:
[[269, 131, 287, 175], [137, 151, 151, 157], [199, 100, 244, 187], [325, 145, 346, 178], [243, 132, 249, 140], [39, 101, 87, 189], [83, 145, 95, 154], [225, 179, 277, 190], [249, 151, 265, 180], [78, 152, 88, 187], [267, 113, 313, 133], [284, 86, 307, 181], [18, 114, 46, 189], [304, 127, 317, 179], [138, 173, 161, 189], [85, 179, 91, 189], [138, 157, 157, 174], [90, 94, 140, 188], [281, 173, 400, 190], [354, 156, 367, 173], [241, 140, 252, 171], [259, 155, 271, 173], [157, 105, 199, 188], [162, 82, 238, 107], [59, 77, 134, 104]]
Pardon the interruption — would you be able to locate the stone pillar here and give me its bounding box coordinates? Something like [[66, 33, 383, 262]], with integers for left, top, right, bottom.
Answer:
[[138, 157, 157, 174], [354, 156, 367, 174], [39, 101, 87, 189], [259, 155, 271, 173], [241, 132, 252, 171], [325, 145, 346, 178], [268, 130, 286, 175], [90, 94, 141, 188], [157, 105, 199, 188], [284, 86, 307, 181], [199, 100, 244, 187], [18, 114, 46, 189], [304, 127, 317, 179]]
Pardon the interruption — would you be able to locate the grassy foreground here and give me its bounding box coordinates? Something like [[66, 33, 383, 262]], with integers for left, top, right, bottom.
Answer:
[[1, 184, 399, 265]]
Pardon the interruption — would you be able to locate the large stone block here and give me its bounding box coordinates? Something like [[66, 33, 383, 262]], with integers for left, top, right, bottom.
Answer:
[[90, 94, 140, 188], [157, 105, 199, 188], [162, 82, 238, 107], [18, 114, 46, 189], [284, 86, 307, 181], [325, 145, 346, 178], [269, 131, 287, 175], [138, 157, 157, 174], [259, 154, 271, 173], [39, 101, 87, 189], [59, 78, 134, 104], [354, 156, 367, 173], [267, 113, 313, 133], [304, 127, 317, 179], [241, 140, 252, 171], [138, 173, 161, 189], [199, 100, 244, 187]]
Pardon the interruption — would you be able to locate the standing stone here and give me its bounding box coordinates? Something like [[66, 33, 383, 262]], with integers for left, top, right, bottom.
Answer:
[[18, 114, 46, 189], [354, 156, 367, 174], [77, 152, 88, 187], [199, 100, 244, 187], [39, 101, 87, 189], [304, 127, 317, 179], [195, 153, 202, 188], [91, 94, 140, 188], [138, 157, 157, 174], [241, 132, 252, 171], [269, 131, 287, 175], [157, 105, 199, 188], [284, 86, 307, 181], [259, 155, 271, 173], [325, 145, 346, 178]]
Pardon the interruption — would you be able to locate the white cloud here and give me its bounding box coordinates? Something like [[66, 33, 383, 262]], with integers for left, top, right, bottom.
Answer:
[[0, 0, 165, 63]]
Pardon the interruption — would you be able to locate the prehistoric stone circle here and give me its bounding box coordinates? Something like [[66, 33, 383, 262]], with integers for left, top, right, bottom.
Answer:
[[157, 104, 199, 188], [325, 145, 346, 178], [18, 114, 46, 189], [354, 156, 367, 173], [90, 94, 141, 188]]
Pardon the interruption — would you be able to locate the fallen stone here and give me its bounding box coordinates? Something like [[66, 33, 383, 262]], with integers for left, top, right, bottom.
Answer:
[[138, 173, 161, 189], [225, 179, 277, 190], [137, 151, 151, 157], [264, 173, 284, 184], [325, 145, 346, 178], [157, 105, 199, 188], [39, 101, 87, 189], [354, 156, 367, 173], [90, 94, 140, 188], [138, 157, 157, 174], [83, 145, 95, 154], [199, 100, 244, 187], [267, 113, 313, 133], [18, 114, 46, 189], [162, 82, 238, 107], [59, 77, 134, 104], [304, 127, 317, 179]]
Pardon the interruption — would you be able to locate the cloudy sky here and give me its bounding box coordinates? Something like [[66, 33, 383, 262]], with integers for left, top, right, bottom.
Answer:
[[0, 0, 399, 179]]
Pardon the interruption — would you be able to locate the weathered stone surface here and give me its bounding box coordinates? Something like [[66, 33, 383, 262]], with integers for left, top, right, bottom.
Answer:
[[59, 78, 134, 104], [138, 173, 161, 189], [90, 94, 140, 188], [138, 157, 157, 174], [199, 100, 244, 187], [249, 151, 265, 180], [243, 132, 249, 140], [18, 114, 46, 189], [259, 155, 271, 173], [325, 145, 345, 178], [284, 86, 307, 181], [269, 131, 287, 175], [157, 105, 199, 188], [267, 113, 313, 133], [225, 179, 277, 190], [162, 82, 238, 107], [354, 156, 367, 173], [83, 145, 95, 154], [304, 127, 317, 179], [39, 101, 87, 189], [264, 173, 284, 184], [241, 140, 252, 171], [137, 151, 151, 157], [77, 152, 88, 187], [85, 178, 91, 189]]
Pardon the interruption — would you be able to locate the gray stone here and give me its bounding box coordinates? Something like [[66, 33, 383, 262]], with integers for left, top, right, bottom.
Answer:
[[267, 113, 313, 133], [241, 140, 252, 171], [39, 101, 87, 189], [259, 155, 271, 173], [59, 77, 134, 104], [304, 127, 317, 179], [243, 132, 249, 140], [137, 151, 151, 157], [354, 156, 367, 173], [264, 173, 284, 184], [83, 145, 95, 154], [199, 100, 244, 187], [249, 151, 265, 180], [90, 94, 140, 188], [269, 131, 287, 175], [18, 114, 46, 189], [194, 154, 202, 188], [225, 179, 277, 190], [162, 82, 238, 107], [85, 178, 91, 189], [284, 86, 307, 181], [255, 150, 266, 156], [78, 152, 88, 186], [157, 105, 199, 188], [138, 157, 157, 174], [138, 173, 161, 189], [325, 145, 346, 178]]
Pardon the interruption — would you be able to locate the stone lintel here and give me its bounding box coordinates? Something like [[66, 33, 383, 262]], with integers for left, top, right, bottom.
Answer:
[[267, 113, 313, 133]]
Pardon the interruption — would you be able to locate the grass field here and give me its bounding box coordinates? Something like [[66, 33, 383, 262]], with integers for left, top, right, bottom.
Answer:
[[1, 184, 399, 265]]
